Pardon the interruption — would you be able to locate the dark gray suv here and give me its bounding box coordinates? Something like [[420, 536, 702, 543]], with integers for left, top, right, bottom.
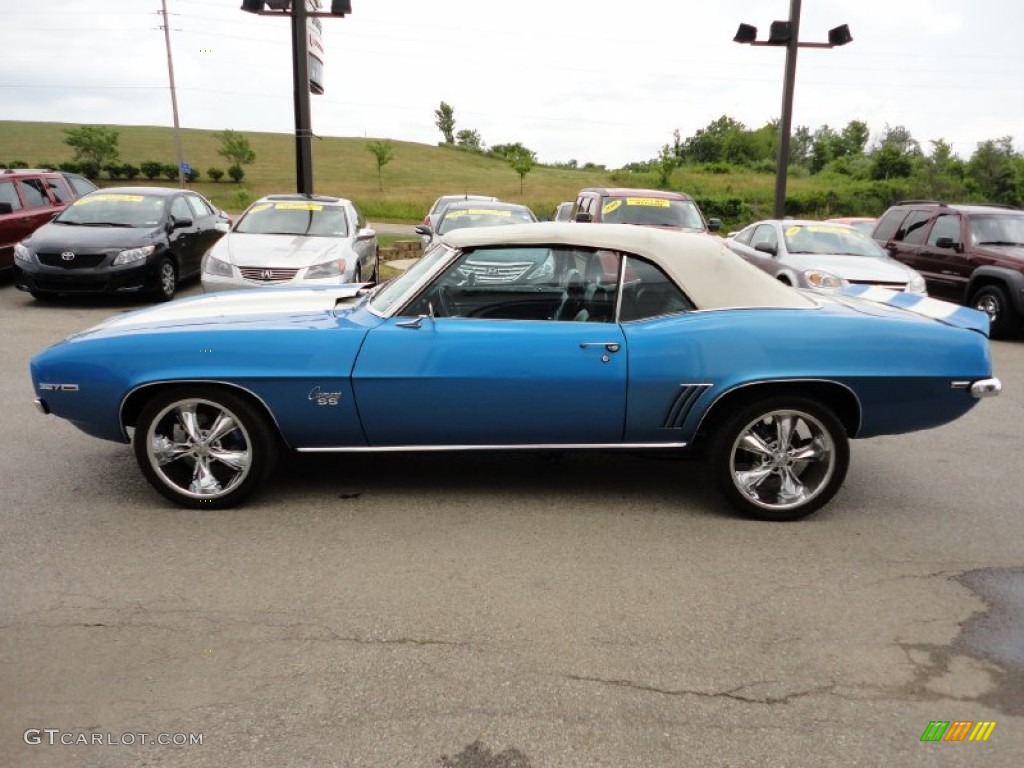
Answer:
[[872, 200, 1024, 337]]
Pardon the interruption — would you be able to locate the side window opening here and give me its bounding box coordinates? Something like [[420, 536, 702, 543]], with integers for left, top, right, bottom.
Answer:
[[618, 256, 695, 321]]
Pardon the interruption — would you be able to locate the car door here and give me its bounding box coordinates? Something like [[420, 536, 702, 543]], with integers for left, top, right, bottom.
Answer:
[[349, 204, 375, 279], [184, 193, 223, 267], [167, 194, 202, 276], [914, 212, 967, 301], [0, 178, 56, 268], [352, 245, 628, 446]]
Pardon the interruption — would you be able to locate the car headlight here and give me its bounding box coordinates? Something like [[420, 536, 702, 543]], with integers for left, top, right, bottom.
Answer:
[[202, 253, 233, 277], [112, 244, 156, 266], [802, 269, 849, 290], [13, 243, 36, 265], [305, 259, 344, 279], [526, 259, 554, 282], [905, 275, 927, 294]]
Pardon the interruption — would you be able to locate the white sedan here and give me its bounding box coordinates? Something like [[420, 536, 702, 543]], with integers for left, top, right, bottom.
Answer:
[[201, 194, 379, 292], [724, 219, 927, 293]]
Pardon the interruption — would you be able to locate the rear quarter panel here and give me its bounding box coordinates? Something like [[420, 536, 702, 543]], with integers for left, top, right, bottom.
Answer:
[[620, 304, 993, 443]]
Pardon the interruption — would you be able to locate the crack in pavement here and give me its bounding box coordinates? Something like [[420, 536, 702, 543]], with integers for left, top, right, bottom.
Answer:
[[564, 674, 837, 704]]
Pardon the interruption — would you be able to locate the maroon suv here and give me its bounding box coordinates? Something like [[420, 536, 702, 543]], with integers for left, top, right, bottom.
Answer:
[[0, 168, 97, 276], [872, 200, 1024, 337]]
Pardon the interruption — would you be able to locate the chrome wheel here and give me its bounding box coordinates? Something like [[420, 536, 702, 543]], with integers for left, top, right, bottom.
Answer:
[[729, 409, 835, 511], [133, 386, 278, 507], [145, 398, 253, 500], [974, 293, 1000, 323], [970, 284, 1018, 339], [709, 397, 849, 521]]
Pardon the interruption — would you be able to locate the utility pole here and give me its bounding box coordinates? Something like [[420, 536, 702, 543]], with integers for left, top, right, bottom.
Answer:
[[159, 0, 186, 188]]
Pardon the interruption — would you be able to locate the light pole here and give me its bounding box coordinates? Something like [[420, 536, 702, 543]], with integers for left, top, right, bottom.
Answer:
[[241, 1, 352, 195], [733, 1, 852, 218]]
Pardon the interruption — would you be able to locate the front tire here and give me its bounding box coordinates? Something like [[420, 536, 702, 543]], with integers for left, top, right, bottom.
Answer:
[[708, 397, 849, 521], [133, 387, 278, 509], [971, 284, 1019, 339], [152, 257, 177, 302]]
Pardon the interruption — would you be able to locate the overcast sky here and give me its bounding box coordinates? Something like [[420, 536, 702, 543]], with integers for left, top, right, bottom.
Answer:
[[2, 0, 1023, 168]]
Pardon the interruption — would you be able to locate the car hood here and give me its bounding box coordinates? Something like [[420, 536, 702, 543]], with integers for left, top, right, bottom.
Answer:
[[212, 233, 344, 267], [784, 253, 916, 281], [831, 286, 990, 335], [26, 222, 163, 250], [71, 286, 368, 340]]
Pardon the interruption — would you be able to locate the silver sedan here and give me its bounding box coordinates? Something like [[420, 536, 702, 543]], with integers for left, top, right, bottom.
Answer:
[[725, 219, 927, 293], [201, 193, 379, 292]]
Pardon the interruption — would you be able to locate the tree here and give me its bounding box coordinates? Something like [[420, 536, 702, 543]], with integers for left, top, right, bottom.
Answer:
[[967, 136, 1021, 205], [456, 129, 483, 152], [63, 126, 120, 169], [434, 102, 455, 144], [227, 165, 245, 183], [506, 146, 535, 194], [654, 144, 677, 188], [215, 129, 256, 169], [366, 140, 394, 192]]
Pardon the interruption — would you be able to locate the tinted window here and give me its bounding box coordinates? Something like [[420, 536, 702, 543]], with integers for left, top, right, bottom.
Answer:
[[44, 176, 74, 204], [0, 181, 23, 211], [783, 224, 883, 257], [734, 226, 755, 245], [170, 197, 193, 221], [18, 178, 49, 208], [927, 214, 961, 246], [873, 209, 906, 242], [898, 210, 931, 244], [437, 206, 535, 234]]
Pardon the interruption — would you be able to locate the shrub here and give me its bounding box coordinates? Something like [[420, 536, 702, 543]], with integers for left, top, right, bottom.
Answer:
[[121, 164, 140, 180], [58, 161, 81, 173], [161, 164, 179, 181], [7, 159, 28, 169], [104, 164, 123, 180], [186, 168, 200, 183], [140, 161, 162, 180], [227, 164, 244, 183], [78, 161, 100, 179], [233, 187, 254, 209], [206, 167, 224, 183]]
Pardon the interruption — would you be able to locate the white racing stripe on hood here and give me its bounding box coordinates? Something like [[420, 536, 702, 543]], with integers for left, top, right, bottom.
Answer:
[[92, 287, 363, 330]]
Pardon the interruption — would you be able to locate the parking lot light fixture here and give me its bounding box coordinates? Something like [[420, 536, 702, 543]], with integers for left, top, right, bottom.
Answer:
[[733, 1, 852, 218]]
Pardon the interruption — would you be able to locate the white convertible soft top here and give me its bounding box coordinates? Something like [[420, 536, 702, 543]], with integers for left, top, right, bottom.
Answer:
[[443, 222, 815, 310]]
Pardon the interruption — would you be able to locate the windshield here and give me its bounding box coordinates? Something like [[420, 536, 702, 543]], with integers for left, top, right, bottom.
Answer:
[[56, 193, 166, 227], [437, 207, 535, 234], [600, 196, 705, 229], [783, 224, 886, 257], [235, 201, 349, 237], [969, 214, 1024, 245], [368, 245, 454, 315]]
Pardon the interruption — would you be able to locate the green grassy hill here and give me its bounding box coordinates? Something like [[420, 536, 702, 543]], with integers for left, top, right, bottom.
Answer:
[[1, 120, 829, 223]]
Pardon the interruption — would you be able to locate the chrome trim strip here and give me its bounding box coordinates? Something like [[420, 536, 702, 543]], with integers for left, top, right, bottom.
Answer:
[[950, 381, 971, 390], [296, 441, 688, 453], [118, 379, 289, 445], [970, 378, 1001, 399], [693, 378, 863, 437]]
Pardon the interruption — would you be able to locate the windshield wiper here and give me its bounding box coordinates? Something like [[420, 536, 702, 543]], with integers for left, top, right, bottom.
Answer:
[[978, 240, 1023, 246], [79, 221, 133, 227]]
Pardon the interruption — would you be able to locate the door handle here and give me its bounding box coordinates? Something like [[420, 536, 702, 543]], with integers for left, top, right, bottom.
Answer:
[[579, 341, 621, 353]]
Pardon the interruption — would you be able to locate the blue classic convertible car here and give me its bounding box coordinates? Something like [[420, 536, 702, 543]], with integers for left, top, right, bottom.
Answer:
[[30, 223, 1000, 520]]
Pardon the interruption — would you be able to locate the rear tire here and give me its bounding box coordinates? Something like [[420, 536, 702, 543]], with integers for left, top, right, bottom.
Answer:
[[708, 397, 849, 521], [971, 284, 1019, 339]]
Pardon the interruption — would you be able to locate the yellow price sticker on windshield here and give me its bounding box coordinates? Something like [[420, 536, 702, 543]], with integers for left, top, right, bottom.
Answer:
[[248, 203, 272, 214], [74, 194, 146, 205], [602, 199, 623, 214], [785, 226, 801, 237], [447, 209, 511, 218], [274, 202, 323, 211], [625, 197, 670, 208]]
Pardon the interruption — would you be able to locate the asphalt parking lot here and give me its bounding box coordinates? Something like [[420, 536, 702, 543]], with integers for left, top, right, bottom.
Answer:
[[1, 277, 1022, 767]]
